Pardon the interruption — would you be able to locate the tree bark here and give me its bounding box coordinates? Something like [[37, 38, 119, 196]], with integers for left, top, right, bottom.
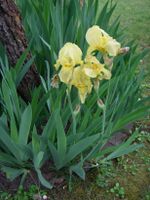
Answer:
[[0, 0, 40, 101]]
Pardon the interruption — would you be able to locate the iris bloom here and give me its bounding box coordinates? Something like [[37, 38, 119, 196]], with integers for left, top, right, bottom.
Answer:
[[55, 43, 83, 84], [53, 26, 121, 103], [83, 55, 111, 80], [71, 67, 93, 104], [86, 25, 121, 57]]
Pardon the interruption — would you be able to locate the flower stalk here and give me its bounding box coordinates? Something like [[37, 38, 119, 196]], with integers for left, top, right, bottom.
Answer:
[[67, 88, 77, 140]]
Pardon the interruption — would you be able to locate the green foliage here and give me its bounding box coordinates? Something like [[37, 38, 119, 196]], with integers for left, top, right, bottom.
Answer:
[[0, 191, 11, 200], [110, 182, 125, 199], [0, 185, 47, 200], [0, 65, 53, 189], [96, 175, 109, 188], [0, 0, 149, 191], [16, 0, 121, 72], [144, 191, 150, 200], [96, 161, 115, 188]]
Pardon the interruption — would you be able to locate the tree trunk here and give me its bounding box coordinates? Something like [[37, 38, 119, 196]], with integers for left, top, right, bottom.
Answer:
[[0, 0, 40, 102]]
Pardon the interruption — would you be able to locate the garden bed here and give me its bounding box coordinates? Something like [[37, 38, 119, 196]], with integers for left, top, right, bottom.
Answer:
[[0, 131, 150, 200]]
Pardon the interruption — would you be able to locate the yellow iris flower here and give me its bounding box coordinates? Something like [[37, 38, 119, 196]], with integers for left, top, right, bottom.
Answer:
[[86, 25, 121, 57], [71, 67, 93, 104], [83, 55, 111, 80], [98, 67, 111, 80], [83, 55, 104, 78], [54, 43, 83, 84], [53, 26, 122, 103], [83, 55, 111, 92]]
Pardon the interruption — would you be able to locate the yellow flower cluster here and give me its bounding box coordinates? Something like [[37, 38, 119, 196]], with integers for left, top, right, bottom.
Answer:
[[54, 25, 121, 104], [86, 25, 121, 57]]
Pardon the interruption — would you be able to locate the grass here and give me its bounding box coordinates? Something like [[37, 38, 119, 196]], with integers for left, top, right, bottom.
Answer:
[[110, 0, 150, 82], [105, 0, 150, 96], [110, 0, 150, 45]]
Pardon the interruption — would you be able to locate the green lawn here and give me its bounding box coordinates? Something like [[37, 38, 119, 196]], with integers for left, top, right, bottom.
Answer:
[[102, 0, 150, 91], [110, 0, 150, 47]]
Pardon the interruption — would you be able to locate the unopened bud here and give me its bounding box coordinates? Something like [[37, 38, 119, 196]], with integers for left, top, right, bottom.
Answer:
[[97, 99, 105, 110], [140, 59, 144, 64], [80, 0, 84, 7], [119, 47, 130, 54], [73, 104, 81, 116], [103, 55, 114, 70], [93, 78, 100, 92], [51, 74, 59, 88]]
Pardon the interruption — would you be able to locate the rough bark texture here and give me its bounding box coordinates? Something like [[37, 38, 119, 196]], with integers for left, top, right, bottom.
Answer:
[[0, 0, 40, 101]]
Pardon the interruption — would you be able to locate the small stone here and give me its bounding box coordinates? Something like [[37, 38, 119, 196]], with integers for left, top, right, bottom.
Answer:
[[43, 195, 48, 200], [63, 185, 67, 190]]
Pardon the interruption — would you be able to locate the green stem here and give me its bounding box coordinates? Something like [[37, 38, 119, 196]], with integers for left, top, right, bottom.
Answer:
[[69, 171, 72, 192], [84, 106, 106, 161], [67, 89, 77, 138], [19, 170, 28, 188], [102, 107, 106, 135], [96, 91, 106, 136]]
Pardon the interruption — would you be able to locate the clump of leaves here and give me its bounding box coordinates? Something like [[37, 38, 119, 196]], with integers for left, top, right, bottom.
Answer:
[[110, 182, 125, 199]]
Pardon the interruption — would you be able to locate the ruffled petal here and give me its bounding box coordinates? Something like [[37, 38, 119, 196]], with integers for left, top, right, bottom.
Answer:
[[57, 43, 82, 68], [71, 67, 93, 103], [59, 67, 74, 84], [99, 68, 112, 80], [86, 25, 121, 57], [83, 56, 105, 78], [105, 39, 121, 56]]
